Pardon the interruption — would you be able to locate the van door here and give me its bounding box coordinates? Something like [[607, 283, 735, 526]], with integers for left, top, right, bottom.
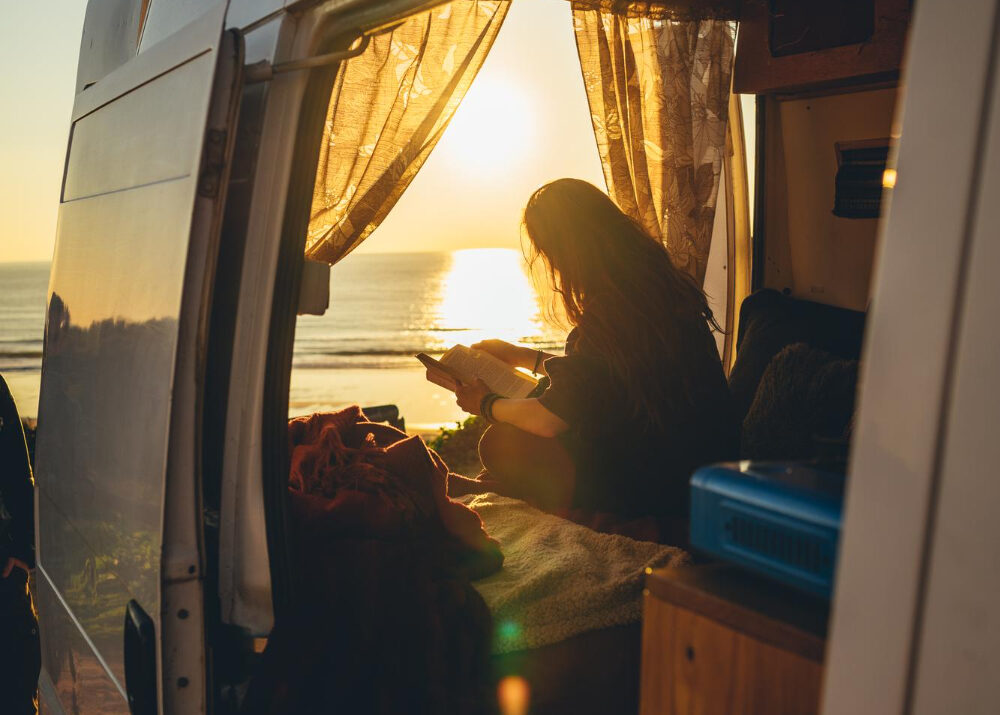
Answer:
[[33, 2, 241, 712]]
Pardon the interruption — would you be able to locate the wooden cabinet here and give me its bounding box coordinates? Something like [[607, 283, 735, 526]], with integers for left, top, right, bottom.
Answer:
[[640, 565, 828, 715], [733, 0, 910, 95]]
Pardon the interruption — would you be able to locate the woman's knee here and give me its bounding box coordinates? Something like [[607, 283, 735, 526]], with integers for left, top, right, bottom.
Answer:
[[477, 424, 576, 507], [478, 423, 519, 472]]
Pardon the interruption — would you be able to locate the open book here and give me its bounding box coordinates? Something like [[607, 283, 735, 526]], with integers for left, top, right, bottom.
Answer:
[[416, 345, 539, 399]]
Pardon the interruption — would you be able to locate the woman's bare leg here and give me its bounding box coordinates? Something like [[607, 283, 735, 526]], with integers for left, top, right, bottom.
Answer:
[[474, 423, 576, 513]]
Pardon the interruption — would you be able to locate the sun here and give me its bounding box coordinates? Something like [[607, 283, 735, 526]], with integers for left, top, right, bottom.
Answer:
[[439, 73, 535, 176], [435, 248, 543, 347]]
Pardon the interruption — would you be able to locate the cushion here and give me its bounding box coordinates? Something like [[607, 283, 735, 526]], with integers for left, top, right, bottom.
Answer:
[[741, 343, 859, 461], [728, 289, 866, 426]]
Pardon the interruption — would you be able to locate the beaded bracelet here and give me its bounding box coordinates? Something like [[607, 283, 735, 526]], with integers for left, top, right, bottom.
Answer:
[[486, 393, 503, 422], [479, 392, 502, 423]]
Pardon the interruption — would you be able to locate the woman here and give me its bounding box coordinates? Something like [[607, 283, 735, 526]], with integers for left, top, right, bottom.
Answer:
[[451, 179, 738, 539]]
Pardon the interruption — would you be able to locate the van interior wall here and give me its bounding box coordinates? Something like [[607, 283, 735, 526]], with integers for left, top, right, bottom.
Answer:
[[762, 87, 898, 311]]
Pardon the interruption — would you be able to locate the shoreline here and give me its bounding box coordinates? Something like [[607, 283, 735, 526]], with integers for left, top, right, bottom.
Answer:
[[19, 417, 480, 475], [9, 364, 470, 431]]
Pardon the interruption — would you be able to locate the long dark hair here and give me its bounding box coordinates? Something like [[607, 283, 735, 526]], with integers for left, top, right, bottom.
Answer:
[[523, 178, 720, 430]]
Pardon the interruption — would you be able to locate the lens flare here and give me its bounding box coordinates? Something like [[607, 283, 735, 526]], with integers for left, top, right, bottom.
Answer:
[[496, 619, 522, 643], [497, 676, 531, 715]]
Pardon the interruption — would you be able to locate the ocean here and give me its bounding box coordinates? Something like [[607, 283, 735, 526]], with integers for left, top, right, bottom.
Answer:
[[0, 249, 565, 430]]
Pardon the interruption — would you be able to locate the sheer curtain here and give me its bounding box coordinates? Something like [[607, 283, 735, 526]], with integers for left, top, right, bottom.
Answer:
[[305, 1, 509, 264], [571, 1, 735, 285]]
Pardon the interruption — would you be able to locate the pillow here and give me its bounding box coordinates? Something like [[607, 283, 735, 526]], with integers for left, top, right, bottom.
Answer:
[[741, 343, 859, 461], [728, 289, 867, 426]]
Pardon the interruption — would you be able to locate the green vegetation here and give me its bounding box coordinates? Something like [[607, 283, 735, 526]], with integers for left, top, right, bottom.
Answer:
[[56, 520, 158, 643], [428, 415, 487, 477]]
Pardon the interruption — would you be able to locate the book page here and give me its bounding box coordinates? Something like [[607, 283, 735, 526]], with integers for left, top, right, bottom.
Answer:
[[439, 345, 538, 399]]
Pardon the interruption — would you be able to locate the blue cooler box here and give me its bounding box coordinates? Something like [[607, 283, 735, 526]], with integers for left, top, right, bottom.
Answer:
[[690, 461, 845, 598]]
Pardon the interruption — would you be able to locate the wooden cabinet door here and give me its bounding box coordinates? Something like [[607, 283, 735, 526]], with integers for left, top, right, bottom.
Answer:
[[640, 596, 823, 715]]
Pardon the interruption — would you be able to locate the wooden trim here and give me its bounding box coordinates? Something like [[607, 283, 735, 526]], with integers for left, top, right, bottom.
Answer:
[[566, 0, 741, 20], [734, 0, 910, 96], [645, 565, 829, 662], [640, 597, 824, 714]]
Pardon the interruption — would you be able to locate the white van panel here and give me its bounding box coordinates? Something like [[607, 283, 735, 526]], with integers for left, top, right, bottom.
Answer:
[[217, 16, 305, 630], [140, 0, 222, 53], [215, 0, 448, 633], [225, 0, 292, 32], [35, 2, 232, 711], [36, 169, 197, 697], [908, 38, 1000, 712], [822, 0, 1000, 712], [64, 54, 214, 201], [74, 0, 145, 94], [35, 573, 128, 712]]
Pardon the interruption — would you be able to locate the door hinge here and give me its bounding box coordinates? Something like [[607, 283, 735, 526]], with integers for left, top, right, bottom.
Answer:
[[197, 128, 228, 198]]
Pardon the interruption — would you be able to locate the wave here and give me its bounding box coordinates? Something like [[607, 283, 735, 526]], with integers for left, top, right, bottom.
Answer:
[[293, 339, 565, 358], [0, 342, 566, 365], [294, 347, 443, 358]]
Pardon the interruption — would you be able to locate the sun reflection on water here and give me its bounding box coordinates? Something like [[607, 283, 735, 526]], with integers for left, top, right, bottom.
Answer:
[[433, 248, 547, 349]]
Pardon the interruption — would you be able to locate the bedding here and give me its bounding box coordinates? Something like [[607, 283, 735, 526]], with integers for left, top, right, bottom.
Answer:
[[248, 408, 687, 713], [245, 408, 502, 715], [741, 342, 859, 460], [458, 493, 688, 653], [729, 289, 867, 426]]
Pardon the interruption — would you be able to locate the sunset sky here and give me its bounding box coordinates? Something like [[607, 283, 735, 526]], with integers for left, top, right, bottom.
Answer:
[[0, 1, 87, 264], [0, 0, 604, 264], [364, 0, 606, 254]]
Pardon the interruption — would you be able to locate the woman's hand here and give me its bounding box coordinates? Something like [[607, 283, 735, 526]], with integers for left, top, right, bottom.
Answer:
[[455, 378, 493, 415], [471, 339, 529, 368]]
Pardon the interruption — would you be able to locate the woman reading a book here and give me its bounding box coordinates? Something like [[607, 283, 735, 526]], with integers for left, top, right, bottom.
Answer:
[[450, 179, 738, 541]]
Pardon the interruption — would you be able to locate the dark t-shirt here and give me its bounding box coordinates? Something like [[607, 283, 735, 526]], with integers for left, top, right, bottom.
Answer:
[[0, 375, 35, 567], [538, 314, 738, 522]]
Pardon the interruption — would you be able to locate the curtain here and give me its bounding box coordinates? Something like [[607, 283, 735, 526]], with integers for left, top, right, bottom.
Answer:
[[571, 2, 735, 285], [306, 1, 509, 264]]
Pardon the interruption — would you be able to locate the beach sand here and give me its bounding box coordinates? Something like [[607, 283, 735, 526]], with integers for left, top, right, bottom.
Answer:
[[290, 365, 466, 434], [5, 372, 40, 419], [19, 364, 481, 470], [12, 364, 467, 435]]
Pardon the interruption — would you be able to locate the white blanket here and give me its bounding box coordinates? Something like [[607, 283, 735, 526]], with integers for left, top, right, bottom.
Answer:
[[458, 493, 688, 654]]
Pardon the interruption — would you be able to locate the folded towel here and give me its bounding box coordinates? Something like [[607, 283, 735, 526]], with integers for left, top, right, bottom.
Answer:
[[459, 493, 688, 654]]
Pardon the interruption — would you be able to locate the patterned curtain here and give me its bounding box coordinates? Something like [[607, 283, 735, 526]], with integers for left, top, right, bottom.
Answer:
[[571, 2, 735, 285], [306, 1, 509, 264]]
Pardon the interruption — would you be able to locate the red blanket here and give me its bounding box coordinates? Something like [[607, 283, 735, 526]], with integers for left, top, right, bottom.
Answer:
[[244, 407, 502, 714], [286, 406, 503, 577]]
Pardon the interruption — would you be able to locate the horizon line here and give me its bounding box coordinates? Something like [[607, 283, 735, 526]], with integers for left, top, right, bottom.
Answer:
[[0, 245, 526, 266]]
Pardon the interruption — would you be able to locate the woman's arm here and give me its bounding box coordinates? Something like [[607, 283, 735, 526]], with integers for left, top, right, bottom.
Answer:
[[491, 397, 569, 437], [455, 379, 569, 438]]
